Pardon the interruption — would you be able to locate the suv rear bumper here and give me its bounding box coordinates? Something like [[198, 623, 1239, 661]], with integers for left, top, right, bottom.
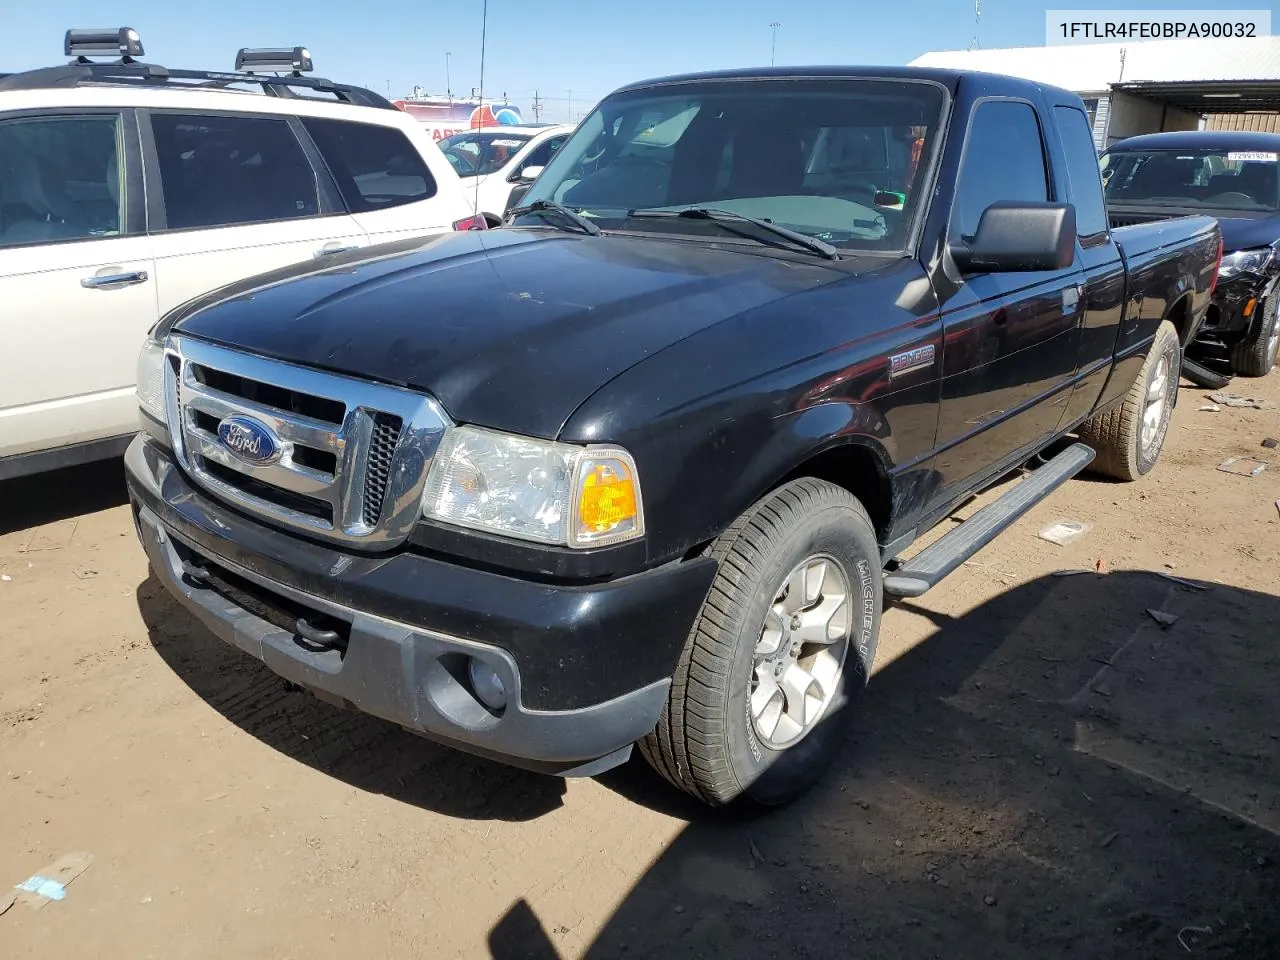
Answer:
[[125, 436, 717, 776]]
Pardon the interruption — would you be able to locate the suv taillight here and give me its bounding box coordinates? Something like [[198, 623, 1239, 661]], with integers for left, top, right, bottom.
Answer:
[[452, 215, 488, 231]]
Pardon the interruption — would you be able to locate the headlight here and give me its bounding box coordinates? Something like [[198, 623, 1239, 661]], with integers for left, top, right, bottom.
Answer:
[[1218, 247, 1275, 280], [136, 339, 167, 423], [421, 425, 644, 548]]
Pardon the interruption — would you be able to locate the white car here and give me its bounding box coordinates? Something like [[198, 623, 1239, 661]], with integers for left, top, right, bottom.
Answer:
[[439, 124, 575, 221], [0, 29, 480, 481]]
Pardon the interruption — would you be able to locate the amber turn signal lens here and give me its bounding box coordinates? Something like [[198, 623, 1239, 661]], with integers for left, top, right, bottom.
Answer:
[[1244, 297, 1258, 318], [578, 462, 637, 534]]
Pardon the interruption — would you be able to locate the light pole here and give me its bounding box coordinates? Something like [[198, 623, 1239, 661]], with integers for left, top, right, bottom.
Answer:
[[445, 51, 452, 100], [770, 21, 781, 66]]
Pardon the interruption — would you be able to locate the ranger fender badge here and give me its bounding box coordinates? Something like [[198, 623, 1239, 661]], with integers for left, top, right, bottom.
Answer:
[[888, 344, 936, 379]]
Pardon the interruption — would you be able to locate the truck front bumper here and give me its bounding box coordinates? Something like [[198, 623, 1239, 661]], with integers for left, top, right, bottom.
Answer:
[[124, 436, 717, 776]]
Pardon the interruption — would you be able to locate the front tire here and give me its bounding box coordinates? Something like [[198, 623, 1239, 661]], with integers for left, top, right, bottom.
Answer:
[[1230, 294, 1280, 377], [1079, 319, 1181, 481], [639, 479, 882, 808]]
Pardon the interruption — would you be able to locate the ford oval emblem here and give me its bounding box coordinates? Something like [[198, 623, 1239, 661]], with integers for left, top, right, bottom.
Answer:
[[216, 416, 281, 466]]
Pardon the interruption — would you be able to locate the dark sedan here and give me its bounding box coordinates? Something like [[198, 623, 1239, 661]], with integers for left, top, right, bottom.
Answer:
[[1103, 130, 1280, 379]]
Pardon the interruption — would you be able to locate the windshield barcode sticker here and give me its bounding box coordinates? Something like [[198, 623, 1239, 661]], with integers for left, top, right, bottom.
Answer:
[[1228, 151, 1278, 162]]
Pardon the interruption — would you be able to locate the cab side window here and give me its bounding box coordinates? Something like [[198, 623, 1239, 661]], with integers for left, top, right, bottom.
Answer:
[[1054, 105, 1108, 240], [150, 113, 319, 230], [952, 101, 1049, 241], [517, 135, 568, 177], [0, 114, 123, 248]]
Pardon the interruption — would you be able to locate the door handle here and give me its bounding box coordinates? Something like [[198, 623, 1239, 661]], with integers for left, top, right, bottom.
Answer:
[[1062, 283, 1084, 317], [81, 270, 148, 289], [315, 243, 361, 258]]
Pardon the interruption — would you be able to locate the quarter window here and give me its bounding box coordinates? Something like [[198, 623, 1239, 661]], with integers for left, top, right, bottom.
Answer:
[[1055, 106, 1108, 238], [303, 118, 437, 212]]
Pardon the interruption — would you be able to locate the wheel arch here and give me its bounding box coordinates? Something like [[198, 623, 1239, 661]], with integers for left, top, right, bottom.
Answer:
[[769, 439, 894, 544], [1164, 292, 1197, 348]]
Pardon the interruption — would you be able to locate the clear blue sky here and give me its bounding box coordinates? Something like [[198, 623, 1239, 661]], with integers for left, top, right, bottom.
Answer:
[[11, 1, 1280, 122]]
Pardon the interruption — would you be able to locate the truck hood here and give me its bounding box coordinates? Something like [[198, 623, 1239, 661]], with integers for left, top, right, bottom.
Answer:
[[1217, 215, 1280, 252], [165, 229, 852, 439]]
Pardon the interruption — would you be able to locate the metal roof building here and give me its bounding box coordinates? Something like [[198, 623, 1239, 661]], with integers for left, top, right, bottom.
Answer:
[[910, 36, 1280, 148]]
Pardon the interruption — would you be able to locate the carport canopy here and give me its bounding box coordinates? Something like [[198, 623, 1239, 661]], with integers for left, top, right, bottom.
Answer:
[[1112, 79, 1280, 114]]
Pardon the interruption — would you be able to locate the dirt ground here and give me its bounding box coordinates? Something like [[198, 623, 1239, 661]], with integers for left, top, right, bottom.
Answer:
[[2, 371, 1279, 960]]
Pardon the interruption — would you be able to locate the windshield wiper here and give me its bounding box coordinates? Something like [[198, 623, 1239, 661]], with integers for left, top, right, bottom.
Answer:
[[506, 199, 601, 236], [627, 207, 840, 260]]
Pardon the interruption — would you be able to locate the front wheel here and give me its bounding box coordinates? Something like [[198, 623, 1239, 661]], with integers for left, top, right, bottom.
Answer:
[[639, 479, 882, 808], [1230, 294, 1280, 377]]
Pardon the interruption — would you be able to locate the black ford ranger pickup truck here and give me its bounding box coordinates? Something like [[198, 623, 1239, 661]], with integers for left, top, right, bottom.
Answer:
[[126, 67, 1222, 809]]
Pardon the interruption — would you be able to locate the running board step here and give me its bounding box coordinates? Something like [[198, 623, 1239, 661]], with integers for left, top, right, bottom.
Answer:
[[882, 442, 1096, 599]]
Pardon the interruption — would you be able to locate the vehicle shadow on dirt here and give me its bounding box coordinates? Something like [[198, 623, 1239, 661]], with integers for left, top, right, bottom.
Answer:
[[491, 570, 1280, 959], [136, 577, 568, 822], [0, 458, 129, 535]]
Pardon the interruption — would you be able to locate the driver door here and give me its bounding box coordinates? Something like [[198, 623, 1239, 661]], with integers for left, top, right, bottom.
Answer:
[[932, 98, 1084, 495]]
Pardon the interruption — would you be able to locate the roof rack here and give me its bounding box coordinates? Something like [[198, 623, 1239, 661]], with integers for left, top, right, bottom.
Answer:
[[0, 29, 394, 110]]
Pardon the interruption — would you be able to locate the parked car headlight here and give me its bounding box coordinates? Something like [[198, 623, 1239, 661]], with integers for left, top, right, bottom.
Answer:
[[421, 425, 644, 548], [1218, 247, 1275, 280], [136, 339, 168, 423]]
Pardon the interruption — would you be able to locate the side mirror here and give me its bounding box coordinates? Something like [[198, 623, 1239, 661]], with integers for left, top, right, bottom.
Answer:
[[504, 183, 533, 216], [514, 164, 545, 184], [950, 201, 1076, 273]]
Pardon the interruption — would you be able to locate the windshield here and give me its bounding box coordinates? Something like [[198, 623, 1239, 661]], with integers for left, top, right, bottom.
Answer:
[[517, 78, 946, 253], [439, 131, 533, 177], [1101, 147, 1280, 212]]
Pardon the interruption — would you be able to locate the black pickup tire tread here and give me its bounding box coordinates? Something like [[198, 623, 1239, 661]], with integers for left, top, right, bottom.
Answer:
[[1230, 295, 1279, 377], [1078, 319, 1180, 482], [639, 478, 876, 806]]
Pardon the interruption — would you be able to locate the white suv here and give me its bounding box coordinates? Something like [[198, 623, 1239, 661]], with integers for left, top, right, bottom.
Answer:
[[0, 30, 479, 480]]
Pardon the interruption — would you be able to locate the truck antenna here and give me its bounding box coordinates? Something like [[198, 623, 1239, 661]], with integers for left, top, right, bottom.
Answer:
[[475, 0, 488, 216]]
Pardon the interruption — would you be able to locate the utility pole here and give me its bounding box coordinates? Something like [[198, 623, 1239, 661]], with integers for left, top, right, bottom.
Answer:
[[770, 21, 781, 65], [445, 51, 452, 100], [532, 90, 542, 122], [568, 88, 573, 123]]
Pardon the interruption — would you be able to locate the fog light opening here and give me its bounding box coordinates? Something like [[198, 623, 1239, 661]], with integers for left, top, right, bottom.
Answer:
[[467, 657, 508, 712]]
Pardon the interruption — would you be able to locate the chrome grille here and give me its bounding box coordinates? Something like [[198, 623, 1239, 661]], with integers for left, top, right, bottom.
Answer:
[[362, 413, 403, 527], [163, 336, 450, 549]]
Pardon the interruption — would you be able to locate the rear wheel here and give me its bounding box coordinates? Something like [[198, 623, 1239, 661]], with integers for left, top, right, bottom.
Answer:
[[1079, 319, 1180, 481], [1230, 295, 1280, 377], [639, 479, 881, 808]]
